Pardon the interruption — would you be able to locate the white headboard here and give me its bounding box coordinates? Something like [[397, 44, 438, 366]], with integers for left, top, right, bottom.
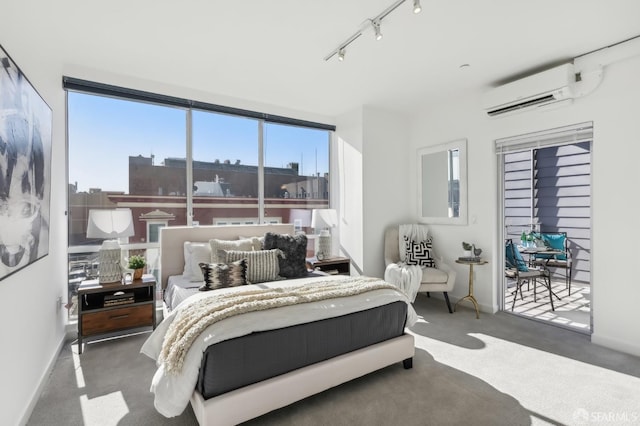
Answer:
[[159, 223, 295, 289]]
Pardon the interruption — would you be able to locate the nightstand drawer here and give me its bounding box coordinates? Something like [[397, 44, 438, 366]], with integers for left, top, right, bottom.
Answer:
[[82, 304, 153, 336]]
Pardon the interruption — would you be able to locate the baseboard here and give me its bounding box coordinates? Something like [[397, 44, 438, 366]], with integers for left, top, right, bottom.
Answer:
[[19, 334, 66, 426], [591, 333, 640, 357]]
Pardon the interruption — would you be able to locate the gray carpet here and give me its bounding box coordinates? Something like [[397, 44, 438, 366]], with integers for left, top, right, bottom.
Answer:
[[27, 295, 640, 426]]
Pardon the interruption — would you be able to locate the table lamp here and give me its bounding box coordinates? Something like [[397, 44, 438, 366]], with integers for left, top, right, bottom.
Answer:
[[311, 209, 337, 259], [86, 209, 135, 283]]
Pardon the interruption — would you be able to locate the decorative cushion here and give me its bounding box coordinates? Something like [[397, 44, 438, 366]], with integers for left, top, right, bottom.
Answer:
[[239, 236, 264, 249], [540, 233, 567, 261], [404, 236, 435, 268], [209, 238, 262, 263], [263, 232, 308, 278], [223, 249, 283, 284], [505, 240, 529, 272], [183, 242, 212, 282], [198, 259, 248, 291]]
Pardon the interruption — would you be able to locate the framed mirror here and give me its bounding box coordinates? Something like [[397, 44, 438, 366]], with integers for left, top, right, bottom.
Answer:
[[417, 139, 467, 225]]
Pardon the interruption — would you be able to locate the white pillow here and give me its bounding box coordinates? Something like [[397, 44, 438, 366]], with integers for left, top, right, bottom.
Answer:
[[183, 242, 212, 282], [210, 238, 261, 263]]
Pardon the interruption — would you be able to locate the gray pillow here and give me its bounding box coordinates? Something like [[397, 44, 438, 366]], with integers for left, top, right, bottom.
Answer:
[[209, 238, 261, 263], [263, 232, 308, 278]]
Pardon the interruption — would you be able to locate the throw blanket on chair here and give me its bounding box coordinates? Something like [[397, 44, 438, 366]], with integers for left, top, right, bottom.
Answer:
[[385, 224, 430, 302], [160, 277, 397, 374], [384, 262, 422, 302]]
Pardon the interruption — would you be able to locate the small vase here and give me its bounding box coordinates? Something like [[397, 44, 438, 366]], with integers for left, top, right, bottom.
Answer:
[[463, 250, 472, 258], [133, 268, 144, 280]]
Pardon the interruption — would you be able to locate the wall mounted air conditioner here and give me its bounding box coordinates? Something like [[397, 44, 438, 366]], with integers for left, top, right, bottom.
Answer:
[[483, 63, 575, 117]]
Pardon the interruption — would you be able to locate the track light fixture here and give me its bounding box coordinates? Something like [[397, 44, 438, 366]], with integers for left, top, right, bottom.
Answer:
[[372, 19, 383, 41], [324, 0, 422, 61], [413, 0, 422, 14]]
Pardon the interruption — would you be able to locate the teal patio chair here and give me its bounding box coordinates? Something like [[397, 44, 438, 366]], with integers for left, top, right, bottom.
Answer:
[[531, 232, 573, 295], [505, 239, 555, 311]]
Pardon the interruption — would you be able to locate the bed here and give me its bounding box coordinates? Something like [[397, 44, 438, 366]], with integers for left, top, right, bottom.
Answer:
[[142, 223, 416, 425]]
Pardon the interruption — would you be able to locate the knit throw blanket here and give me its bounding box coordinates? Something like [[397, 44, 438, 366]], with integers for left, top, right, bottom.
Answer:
[[160, 277, 398, 375]]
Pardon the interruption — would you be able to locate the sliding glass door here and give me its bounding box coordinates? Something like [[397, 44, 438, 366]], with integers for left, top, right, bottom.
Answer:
[[498, 123, 592, 333]]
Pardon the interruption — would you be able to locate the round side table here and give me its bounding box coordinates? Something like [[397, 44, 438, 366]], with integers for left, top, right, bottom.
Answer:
[[454, 258, 488, 319]]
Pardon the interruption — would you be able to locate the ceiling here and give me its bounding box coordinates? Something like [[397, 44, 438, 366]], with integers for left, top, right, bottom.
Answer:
[[4, 1, 640, 118]]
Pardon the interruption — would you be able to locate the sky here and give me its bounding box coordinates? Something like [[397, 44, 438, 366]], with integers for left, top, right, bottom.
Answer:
[[68, 92, 330, 193]]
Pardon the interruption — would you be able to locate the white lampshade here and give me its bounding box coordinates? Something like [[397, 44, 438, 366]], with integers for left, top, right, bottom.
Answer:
[[311, 209, 337, 230], [86, 209, 134, 284], [289, 209, 312, 233], [87, 209, 134, 239]]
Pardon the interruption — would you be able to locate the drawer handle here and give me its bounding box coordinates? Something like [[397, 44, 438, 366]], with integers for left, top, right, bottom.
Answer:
[[110, 314, 130, 320]]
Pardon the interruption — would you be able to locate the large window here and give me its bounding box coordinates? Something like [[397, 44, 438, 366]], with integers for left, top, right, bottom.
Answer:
[[66, 82, 333, 319]]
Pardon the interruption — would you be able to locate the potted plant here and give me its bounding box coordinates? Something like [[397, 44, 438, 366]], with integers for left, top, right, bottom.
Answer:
[[127, 255, 146, 280], [462, 241, 473, 258]]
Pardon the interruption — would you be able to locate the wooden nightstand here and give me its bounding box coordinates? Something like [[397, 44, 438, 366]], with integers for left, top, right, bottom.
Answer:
[[77, 274, 156, 354], [307, 256, 351, 276]]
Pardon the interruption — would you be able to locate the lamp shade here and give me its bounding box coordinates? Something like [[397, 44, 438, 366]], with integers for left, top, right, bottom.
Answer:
[[86, 209, 134, 239], [311, 209, 338, 229]]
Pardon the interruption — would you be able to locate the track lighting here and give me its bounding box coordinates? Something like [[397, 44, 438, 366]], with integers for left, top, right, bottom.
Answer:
[[372, 20, 383, 41], [413, 0, 422, 14], [323, 0, 422, 61]]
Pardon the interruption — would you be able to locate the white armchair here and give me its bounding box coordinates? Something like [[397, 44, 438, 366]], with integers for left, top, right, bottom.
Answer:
[[384, 226, 457, 313]]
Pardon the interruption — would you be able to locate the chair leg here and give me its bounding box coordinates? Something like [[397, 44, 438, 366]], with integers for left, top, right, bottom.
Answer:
[[547, 275, 555, 311], [512, 280, 523, 310], [443, 292, 453, 314], [426, 292, 431, 298]]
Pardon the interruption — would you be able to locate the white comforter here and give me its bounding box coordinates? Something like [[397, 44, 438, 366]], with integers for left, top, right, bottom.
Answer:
[[141, 274, 417, 417]]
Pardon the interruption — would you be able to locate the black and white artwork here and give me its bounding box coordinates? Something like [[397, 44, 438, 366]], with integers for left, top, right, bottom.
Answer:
[[0, 44, 52, 281]]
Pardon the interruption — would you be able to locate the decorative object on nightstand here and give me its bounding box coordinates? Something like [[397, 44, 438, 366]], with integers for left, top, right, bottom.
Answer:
[[461, 241, 473, 258], [311, 208, 338, 259], [459, 241, 482, 262], [308, 256, 350, 275], [127, 254, 146, 280], [86, 209, 135, 283]]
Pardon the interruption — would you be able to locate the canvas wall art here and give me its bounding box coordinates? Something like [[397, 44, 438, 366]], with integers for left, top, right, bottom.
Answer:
[[0, 44, 52, 281]]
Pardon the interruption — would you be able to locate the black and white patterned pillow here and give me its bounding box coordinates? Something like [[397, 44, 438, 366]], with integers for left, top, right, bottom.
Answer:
[[198, 259, 248, 291], [263, 232, 308, 278], [404, 236, 435, 267]]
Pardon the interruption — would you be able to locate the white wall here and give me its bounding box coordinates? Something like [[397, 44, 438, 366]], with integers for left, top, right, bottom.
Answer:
[[334, 106, 412, 278], [335, 108, 364, 273], [0, 42, 68, 425], [361, 106, 411, 278], [408, 55, 640, 356]]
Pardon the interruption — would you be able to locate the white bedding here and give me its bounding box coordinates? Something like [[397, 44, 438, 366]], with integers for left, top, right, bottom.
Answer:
[[141, 275, 417, 417], [164, 275, 201, 312]]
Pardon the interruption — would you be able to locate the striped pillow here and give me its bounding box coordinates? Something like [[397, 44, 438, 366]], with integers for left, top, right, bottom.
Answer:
[[223, 249, 283, 284], [198, 259, 248, 291]]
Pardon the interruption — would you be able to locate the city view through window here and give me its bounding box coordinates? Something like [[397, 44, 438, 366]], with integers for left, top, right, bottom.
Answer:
[[67, 91, 331, 318]]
